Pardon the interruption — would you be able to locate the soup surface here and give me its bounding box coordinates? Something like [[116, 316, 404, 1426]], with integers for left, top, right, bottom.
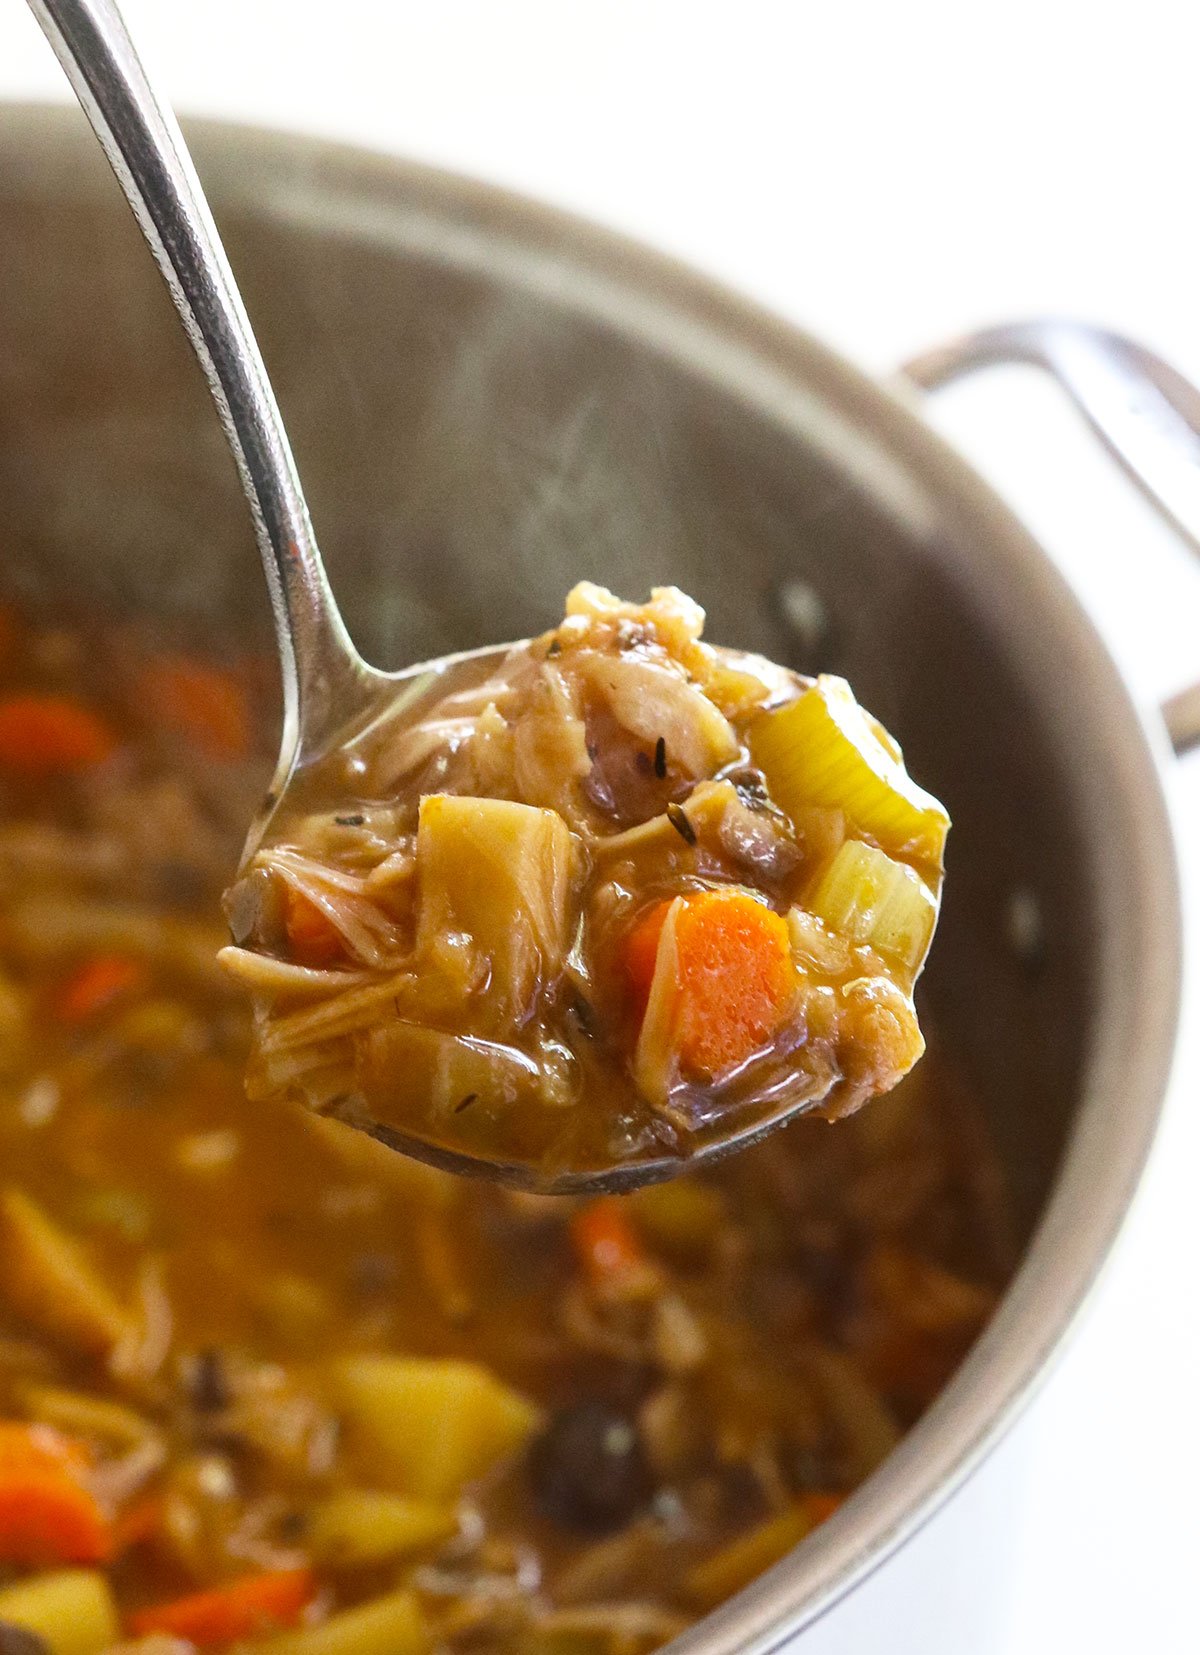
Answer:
[[0, 605, 1006, 1654], [223, 585, 948, 1188]]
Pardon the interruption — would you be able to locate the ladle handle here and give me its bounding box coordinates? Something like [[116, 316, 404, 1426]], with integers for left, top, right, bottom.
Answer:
[[903, 319, 1200, 756], [27, 0, 364, 759]]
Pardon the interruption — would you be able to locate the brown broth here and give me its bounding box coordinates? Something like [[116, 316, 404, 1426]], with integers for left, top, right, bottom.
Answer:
[[0, 603, 999, 1651]]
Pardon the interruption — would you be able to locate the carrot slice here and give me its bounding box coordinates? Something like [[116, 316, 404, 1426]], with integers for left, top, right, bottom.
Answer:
[[127, 1567, 317, 1643], [0, 1422, 111, 1566], [52, 954, 147, 1024], [0, 1422, 91, 1477], [622, 899, 672, 1010], [570, 1198, 651, 1292], [112, 1490, 165, 1554], [630, 888, 795, 1078], [284, 886, 344, 969], [803, 1491, 844, 1526], [0, 694, 116, 776], [140, 655, 252, 760]]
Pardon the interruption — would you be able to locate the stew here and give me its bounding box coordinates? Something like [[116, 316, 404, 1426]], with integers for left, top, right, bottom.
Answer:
[[0, 600, 1004, 1654], [222, 586, 949, 1186]]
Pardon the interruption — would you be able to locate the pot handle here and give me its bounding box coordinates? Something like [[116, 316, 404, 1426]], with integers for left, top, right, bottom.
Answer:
[[903, 320, 1200, 757]]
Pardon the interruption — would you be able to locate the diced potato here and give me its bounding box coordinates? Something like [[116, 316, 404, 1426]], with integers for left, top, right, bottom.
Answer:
[[416, 796, 574, 1024], [0, 1188, 136, 1356], [253, 1589, 427, 1655], [0, 1569, 119, 1655], [334, 1355, 540, 1500], [306, 1488, 457, 1566], [806, 840, 938, 984], [751, 677, 948, 865], [684, 1506, 815, 1610], [357, 1022, 541, 1129]]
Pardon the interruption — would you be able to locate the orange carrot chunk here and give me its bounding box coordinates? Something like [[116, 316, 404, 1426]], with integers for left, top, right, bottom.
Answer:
[[0, 1422, 90, 1476], [622, 899, 672, 1010], [634, 889, 795, 1078], [284, 886, 345, 969], [0, 694, 116, 776], [127, 1567, 317, 1644], [0, 1422, 112, 1566], [111, 1490, 165, 1555], [803, 1491, 845, 1526], [570, 1198, 652, 1293], [52, 954, 147, 1024], [140, 655, 252, 760]]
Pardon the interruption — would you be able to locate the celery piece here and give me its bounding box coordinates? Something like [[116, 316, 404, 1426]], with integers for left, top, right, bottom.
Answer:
[[806, 840, 938, 983], [0, 1570, 119, 1655], [334, 1355, 540, 1500], [306, 1488, 457, 1566], [253, 1589, 427, 1655], [0, 1188, 135, 1356], [750, 677, 948, 865], [416, 796, 574, 1025], [685, 1506, 815, 1610]]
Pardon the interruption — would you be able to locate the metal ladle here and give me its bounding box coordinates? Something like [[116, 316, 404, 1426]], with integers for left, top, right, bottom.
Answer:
[[30, 0, 852, 1194]]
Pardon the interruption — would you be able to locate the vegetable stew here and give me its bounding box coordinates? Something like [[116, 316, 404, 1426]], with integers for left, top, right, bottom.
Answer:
[[223, 586, 949, 1187], [0, 600, 1005, 1653]]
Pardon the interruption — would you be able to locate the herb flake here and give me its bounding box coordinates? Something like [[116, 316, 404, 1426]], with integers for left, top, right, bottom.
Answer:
[[667, 802, 697, 846]]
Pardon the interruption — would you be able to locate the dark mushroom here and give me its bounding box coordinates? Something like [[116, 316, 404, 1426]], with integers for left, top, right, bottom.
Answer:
[[528, 1400, 654, 1535]]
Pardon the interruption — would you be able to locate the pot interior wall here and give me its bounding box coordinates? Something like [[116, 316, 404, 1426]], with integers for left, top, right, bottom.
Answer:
[[0, 113, 1094, 1242]]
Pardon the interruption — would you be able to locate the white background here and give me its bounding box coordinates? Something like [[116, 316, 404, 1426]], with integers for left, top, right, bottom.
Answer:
[[2, 3, 1198, 1649]]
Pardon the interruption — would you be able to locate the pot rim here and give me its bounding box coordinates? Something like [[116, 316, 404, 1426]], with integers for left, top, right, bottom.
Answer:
[[0, 100, 1183, 1648]]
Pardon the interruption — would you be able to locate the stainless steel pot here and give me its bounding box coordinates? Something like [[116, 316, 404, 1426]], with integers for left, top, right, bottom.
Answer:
[[0, 103, 1193, 1651]]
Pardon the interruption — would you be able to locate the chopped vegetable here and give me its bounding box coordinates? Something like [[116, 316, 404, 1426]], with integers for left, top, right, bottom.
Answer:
[[684, 1505, 816, 1609], [13, 1388, 152, 1451], [625, 1179, 727, 1259], [621, 900, 671, 1009], [283, 888, 345, 971], [334, 1355, 539, 1500], [357, 1023, 540, 1130], [127, 1568, 316, 1643], [110, 1492, 165, 1555], [634, 889, 795, 1099], [806, 839, 938, 984], [415, 795, 574, 1022], [750, 676, 948, 865], [569, 1199, 656, 1296], [0, 1571, 118, 1655], [803, 1492, 845, 1527], [138, 656, 251, 760], [0, 1422, 111, 1566], [254, 1589, 426, 1655], [804, 1348, 902, 1482], [528, 1400, 653, 1535], [51, 955, 146, 1024], [0, 1190, 135, 1356], [306, 1489, 456, 1566], [0, 696, 117, 778]]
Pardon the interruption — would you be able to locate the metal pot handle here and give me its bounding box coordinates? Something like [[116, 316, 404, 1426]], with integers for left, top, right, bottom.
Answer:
[[903, 319, 1200, 756]]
